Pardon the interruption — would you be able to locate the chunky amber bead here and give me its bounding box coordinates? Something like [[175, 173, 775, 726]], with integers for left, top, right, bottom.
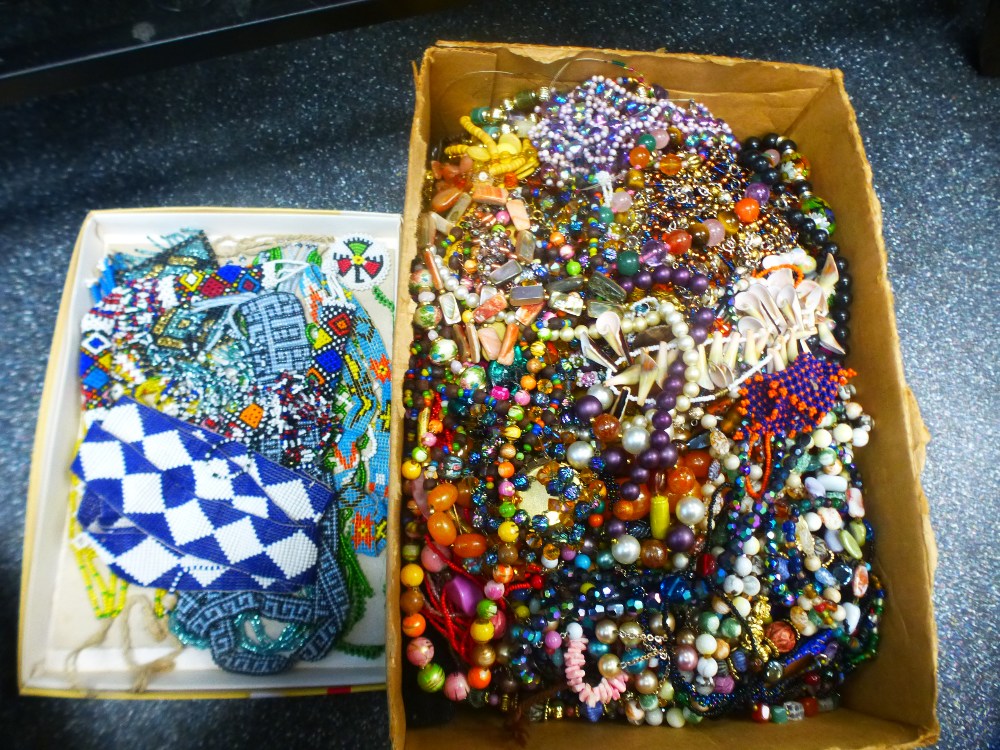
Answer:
[[427, 512, 457, 545], [453, 533, 488, 558], [640, 539, 667, 569], [717, 209, 739, 234], [593, 414, 622, 442], [667, 466, 696, 495], [683, 450, 712, 480], [428, 482, 458, 512]]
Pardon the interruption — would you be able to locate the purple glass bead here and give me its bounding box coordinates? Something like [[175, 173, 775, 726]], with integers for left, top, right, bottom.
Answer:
[[689, 274, 709, 294], [672, 266, 691, 287], [746, 182, 771, 203], [602, 446, 627, 475], [606, 518, 627, 537], [690, 325, 708, 344], [639, 449, 661, 470], [659, 443, 679, 467], [656, 391, 677, 410], [634, 270, 653, 290], [574, 394, 604, 421], [620, 482, 641, 501], [652, 410, 673, 430], [653, 266, 673, 285], [631, 465, 651, 484], [640, 239, 667, 267], [665, 523, 695, 552]]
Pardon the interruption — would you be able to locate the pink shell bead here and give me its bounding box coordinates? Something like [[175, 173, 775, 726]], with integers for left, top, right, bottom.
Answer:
[[406, 637, 435, 667], [444, 672, 470, 702], [483, 580, 505, 600]]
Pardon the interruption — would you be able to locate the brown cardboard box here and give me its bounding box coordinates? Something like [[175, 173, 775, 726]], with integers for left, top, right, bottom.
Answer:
[[388, 42, 938, 750]]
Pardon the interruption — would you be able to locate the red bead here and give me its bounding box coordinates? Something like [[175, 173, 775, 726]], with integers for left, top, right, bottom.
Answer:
[[734, 197, 761, 223], [697, 553, 717, 578], [530, 574, 544, 590], [664, 229, 692, 256], [752, 703, 771, 723], [803, 672, 821, 687], [801, 697, 820, 717]]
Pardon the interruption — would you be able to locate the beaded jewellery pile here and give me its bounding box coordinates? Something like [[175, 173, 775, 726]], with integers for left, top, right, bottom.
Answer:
[[71, 233, 392, 676], [399, 68, 881, 728]]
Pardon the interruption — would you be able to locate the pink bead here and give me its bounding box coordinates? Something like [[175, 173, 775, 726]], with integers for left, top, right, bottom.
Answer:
[[559, 245, 575, 260], [421, 433, 437, 447], [676, 644, 698, 671], [498, 480, 515, 497], [444, 672, 470, 702], [483, 580, 505, 600], [491, 610, 507, 639], [514, 390, 531, 406], [703, 218, 726, 247], [764, 148, 781, 167], [714, 674, 735, 694], [495, 210, 511, 225], [490, 385, 510, 401], [544, 630, 563, 650], [421, 544, 449, 573], [610, 191, 633, 214], [561, 547, 576, 561], [406, 637, 435, 667], [651, 128, 670, 149]]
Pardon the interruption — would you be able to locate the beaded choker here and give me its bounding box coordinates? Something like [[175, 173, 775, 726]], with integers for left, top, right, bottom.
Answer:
[[400, 70, 880, 728]]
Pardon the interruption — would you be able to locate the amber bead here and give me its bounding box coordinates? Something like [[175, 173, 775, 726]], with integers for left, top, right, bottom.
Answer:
[[427, 512, 457, 545], [629, 146, 652, 169], [688, 222, 710, 247], [658, 153, 683, 176], [614, 486, 650, 521], [717, 210, 739, 235], [497, 543, 519, 564], [735, 197, 761, 223], [453, 533, 488, 558], [683, 450, 712, 480], [666, 466, 696, 495], [428, 482, 458, 512], [400, 588, 425, 615], [626, 168, 645, 189], [455, 478, 474, 507], [549, 230, 566, 247], [593, 414, 622, 442], [640, 539, 668, 569], [526, 357, 545, 374]]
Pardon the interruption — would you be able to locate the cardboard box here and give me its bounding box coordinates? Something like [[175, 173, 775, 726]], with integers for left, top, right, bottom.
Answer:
[[387, 42, 938, 748], [20, 207, 398, 698]]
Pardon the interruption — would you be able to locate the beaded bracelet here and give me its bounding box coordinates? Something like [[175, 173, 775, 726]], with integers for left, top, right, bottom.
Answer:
[[400, 67, 879, 730]]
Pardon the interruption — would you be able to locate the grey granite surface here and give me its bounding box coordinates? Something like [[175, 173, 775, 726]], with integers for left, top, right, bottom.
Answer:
[[1, 1, 997, 748]]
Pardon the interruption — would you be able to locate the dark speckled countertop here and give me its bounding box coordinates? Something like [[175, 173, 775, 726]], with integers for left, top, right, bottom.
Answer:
[[1, 1, 997, 748]]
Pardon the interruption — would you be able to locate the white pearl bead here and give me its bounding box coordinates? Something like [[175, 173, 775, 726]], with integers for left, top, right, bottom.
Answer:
[[588, 324, 600, 338], [804, 555, 821, 571], [684, 365, 701, 381], [566, 622, 583, 640], [671, 322, 688, 337], [672, 553, 689, 570], [631, 414, 649, 429], [676, 496, 705, 525], [611, 534, 641, 564], [621, 318, 634, 334], [444, 277, 458, 291], [666, 311, 683, 326], [575, 325, 590, 340], [466, 293, 479, 308], [734, 555, 753, 577], [743, 536, 760, 556], [723, 575, 744, 595], [633, 317, 647, 333], [666, 707, 686, 728], [675, 395, 691, 411], [845, 401, 863, 419], [852, 427, 870, 447], [701, 414, 718, 429], [646, 312, 661, 326], [723, 454, 741, 471], [587, 385, 614, 409], [682, 348, 700, 365], [560, 326, 575, 342], [677, 335, 695, 351], [805, 512, 823, 532], [682, 381, 700, 397], [622, 426, 650, 455], [748, 464, 763, 481], [566, 440, 595, 469]]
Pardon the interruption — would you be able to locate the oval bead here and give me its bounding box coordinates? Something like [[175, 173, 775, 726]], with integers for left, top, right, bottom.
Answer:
[[428, 482, 458, 512], [453, 533, 488, 558], [427, 512, 457, 546]]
